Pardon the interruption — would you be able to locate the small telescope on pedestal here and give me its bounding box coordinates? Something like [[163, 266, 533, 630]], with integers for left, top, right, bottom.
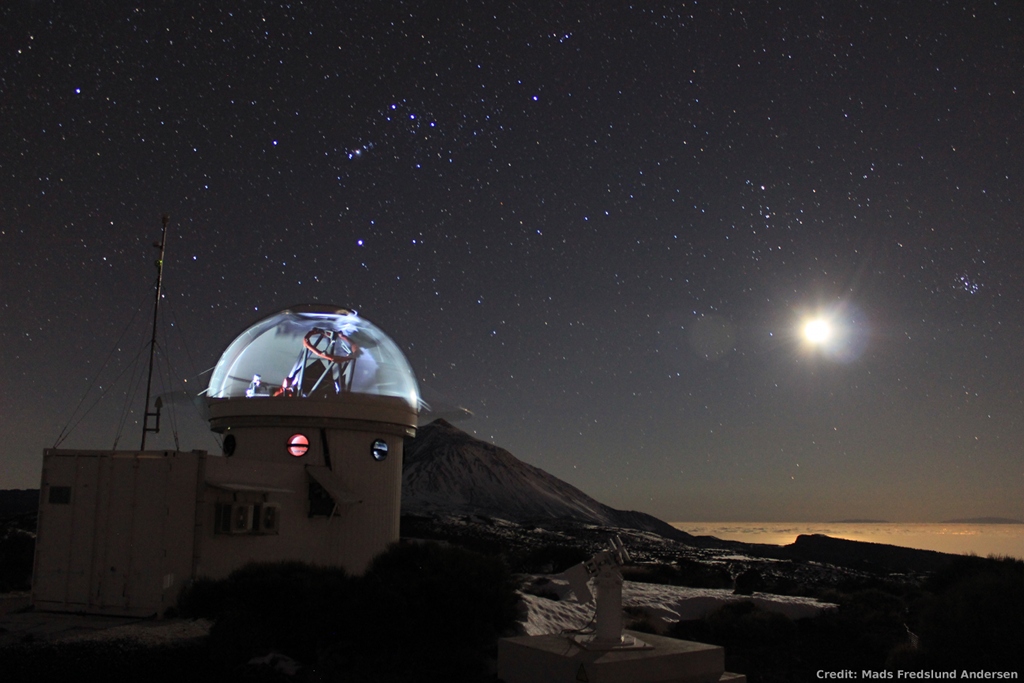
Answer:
[[563, 535, 652, 650]]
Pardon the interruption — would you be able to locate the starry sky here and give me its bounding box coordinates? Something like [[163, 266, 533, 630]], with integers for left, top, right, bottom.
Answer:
[[2, 1, 1022, 523]]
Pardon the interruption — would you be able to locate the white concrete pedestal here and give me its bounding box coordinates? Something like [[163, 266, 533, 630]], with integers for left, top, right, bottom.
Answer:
[[497, 630, 747, 683]]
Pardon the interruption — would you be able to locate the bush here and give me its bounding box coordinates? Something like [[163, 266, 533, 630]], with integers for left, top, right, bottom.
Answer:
[[669, 601, 801, 683], [668, 591, 914, 681], [181, 543, 520, 683], [798, 588, 911, 672], [0, 531, 34, 592], [732, 567, 764, 595], [0, 515, 36, 592], [912, 556, 1024, 670], [176, 576, 226, 619], [333, 541, 520, 682], [179, 562, 353, 667]]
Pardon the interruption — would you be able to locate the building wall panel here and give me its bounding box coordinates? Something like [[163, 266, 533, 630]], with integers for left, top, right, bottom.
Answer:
[[33, 450, 203, 617], [65, 455, 99, 606], [32, 455, 80, 609]]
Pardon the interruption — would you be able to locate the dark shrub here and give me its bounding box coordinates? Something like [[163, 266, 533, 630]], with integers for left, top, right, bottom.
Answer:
[[732, 567, 764, 595], [177, 576, 226, 619], [317, 541, 519, 682], [913, 556, 1024, 670], [355, 542, 520, 659], [0, 529, 35, 592], [179, 561, 353, 667], [798, 588, 911, 672], [184, 543, 519, 683], [669, 601, 801, 683]]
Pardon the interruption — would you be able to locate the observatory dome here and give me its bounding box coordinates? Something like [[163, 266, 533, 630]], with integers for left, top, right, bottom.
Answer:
[[207, 305, 419, 411]]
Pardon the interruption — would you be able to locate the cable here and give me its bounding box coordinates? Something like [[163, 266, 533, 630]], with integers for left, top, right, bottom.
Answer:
[[54, 339, 148, 448], [112, 341, 148, 449], [164, 294, 202, 389], [53, 291, 149, 447]]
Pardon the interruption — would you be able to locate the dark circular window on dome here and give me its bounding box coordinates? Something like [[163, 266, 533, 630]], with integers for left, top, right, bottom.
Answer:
[[223, 434, 237, 457], [371, 439, 389, 461]]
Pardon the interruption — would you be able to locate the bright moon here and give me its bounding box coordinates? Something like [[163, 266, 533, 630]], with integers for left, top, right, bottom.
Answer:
[[803, 318, 832, 344]]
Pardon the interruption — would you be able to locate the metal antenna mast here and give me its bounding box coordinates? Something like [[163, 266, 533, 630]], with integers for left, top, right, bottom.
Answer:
[[140, 214, 169, 450]]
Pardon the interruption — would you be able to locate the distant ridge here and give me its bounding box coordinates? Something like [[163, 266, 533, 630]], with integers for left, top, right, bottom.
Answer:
[[402, 419, 695, 542], [828, 519, 890, 524], [940, 517, 1024, 525], [0, 489, 38, 518], [778, 534, 953, 573]]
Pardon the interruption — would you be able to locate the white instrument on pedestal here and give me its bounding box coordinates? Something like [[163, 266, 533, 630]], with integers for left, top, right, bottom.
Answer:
[[562, 535, 652, 650]]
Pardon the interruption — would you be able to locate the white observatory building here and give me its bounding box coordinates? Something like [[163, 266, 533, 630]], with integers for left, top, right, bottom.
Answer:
[[32, 305, 418, 617]]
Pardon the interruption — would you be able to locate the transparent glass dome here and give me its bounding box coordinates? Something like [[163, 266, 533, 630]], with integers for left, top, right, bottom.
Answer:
[[207, 305, 419, 411]]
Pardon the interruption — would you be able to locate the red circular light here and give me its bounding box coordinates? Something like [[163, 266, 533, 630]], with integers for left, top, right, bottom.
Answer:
[[288, 433, 309, 457]]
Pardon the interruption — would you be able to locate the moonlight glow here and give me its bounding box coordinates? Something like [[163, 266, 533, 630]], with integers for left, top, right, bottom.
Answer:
[[803, 318, 832, 345], [796, 305, 869, 364]]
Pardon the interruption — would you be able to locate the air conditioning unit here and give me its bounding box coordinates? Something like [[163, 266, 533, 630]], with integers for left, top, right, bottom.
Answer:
[[214, 502, 281, 535], [260, 504, 280, 534], [231, 503, 254, 534]]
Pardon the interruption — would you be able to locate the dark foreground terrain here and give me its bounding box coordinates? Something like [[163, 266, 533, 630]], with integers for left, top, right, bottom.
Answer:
[[4, 457, 1023, 683], [3, 506, 1023, 682]]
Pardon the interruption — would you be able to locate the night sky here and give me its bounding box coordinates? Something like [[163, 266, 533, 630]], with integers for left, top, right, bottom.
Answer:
[[2, 1, 1022, 523]]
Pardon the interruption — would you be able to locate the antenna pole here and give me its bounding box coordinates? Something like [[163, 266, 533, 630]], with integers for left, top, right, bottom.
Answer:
[[140, 214, 169, 450]]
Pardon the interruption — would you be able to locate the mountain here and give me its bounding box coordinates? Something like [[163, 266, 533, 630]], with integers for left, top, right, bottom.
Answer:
[[777, 534, 954, 574], [940, 517, 1023, 525], [828, 519, 890, 524], [402, 419, 695, 542], [0, 490, 38, 518]]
